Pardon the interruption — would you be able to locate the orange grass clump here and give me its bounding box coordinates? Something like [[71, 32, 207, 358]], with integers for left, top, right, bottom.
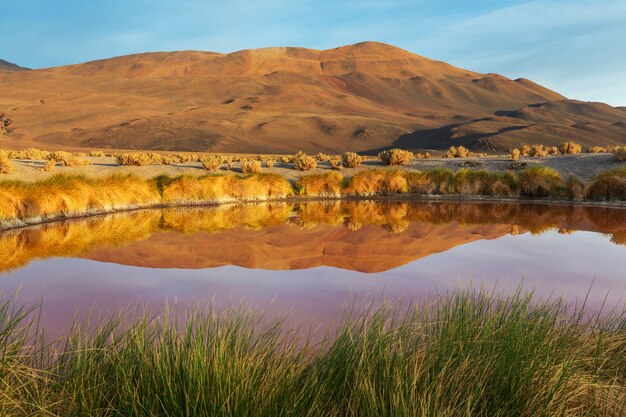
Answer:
[[344, 169, 407, 196], [161, 173, 293, 204], [0, 174, 160, 228], [295, 172, 344, 197], [0, 153, 14, 174]]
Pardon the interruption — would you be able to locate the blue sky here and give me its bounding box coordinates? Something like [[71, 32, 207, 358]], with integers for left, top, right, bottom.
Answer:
[[2, 0, 625, 105]]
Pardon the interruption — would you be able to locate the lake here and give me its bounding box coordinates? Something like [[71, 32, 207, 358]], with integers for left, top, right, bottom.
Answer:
[[1, 200, 624, 338]]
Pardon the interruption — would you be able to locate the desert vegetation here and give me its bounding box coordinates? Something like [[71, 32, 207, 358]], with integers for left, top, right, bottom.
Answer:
[[0, 152, 14, 174], [0, 287, 624, 416], [379, 148, 413, 165], [342, 152, 362, 168], [613, 146, 626, 162], [201, 156, 223, 172], [294, 152, 318, 171], [1, 166, 624, 229], [241, 159, 262, 173]]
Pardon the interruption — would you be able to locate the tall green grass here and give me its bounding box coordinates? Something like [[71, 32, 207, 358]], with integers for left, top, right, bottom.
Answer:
[[0, 288, 624, 416]]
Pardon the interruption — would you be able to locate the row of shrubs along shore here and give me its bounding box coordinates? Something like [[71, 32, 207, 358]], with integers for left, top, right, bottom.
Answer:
[[0, 165, 624, 230], [1, 143, 625, 175], [0, 287, 624, 416]]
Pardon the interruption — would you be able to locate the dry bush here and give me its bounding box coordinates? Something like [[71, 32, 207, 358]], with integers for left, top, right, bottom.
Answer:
[[528, 144, 549, 157], [222, 156, 235, 170], [115, 153, 153, 166], [161, 173, 293, 203], [265, 158, 275, 168], [559, 141, 582, 155], [446, 146, 470, 158], [342, 152, 362, 168], [241, 159, 262, 173], [518, 166, 562, 197], [520, 144, 532, 156], [316, 153, 332, 161], [587, 146, 607, 154], [546, 146, 559, 156], [50, 151, 91, 167], [0, 174, 160, 225], [379, 148, 413, 165], [296, 172, 344, 197], [89, 150, 106, 157], [42, 160, 56, 172], [201, 156, 223, 172], [279, 156, 291, 164], [584, 167, 626, 201], [345, 169, 407, 196], [21, 148, 51, 160], [454, 169, 517, 196], [509, 149, 520, 160], [294, 154, 317, 171], [404, 168, 455, 195], [613, 146, 626, 162], [0, 154, 14, 174], [160, 155, 177, 165], [566, 175, 584, 201], [329, 158, 344, 170]]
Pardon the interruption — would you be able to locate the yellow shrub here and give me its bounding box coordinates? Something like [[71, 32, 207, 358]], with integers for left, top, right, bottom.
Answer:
[[43, 160, 56, 172], [613, 146, 626, 162], [161, 174, 293, 203], [294, 155, 317, 171], [345, 170, 407, 196], [296, 172, 344, 197], [0, 154, 14, 174], [587, 146, 606, 154], [241, 159, 262, 173], [446, 146, 470, 158], [201, 156, 223, 172], [379, 148, 413, 165], [342, 152, 362, 168], [509, 149, 520, 160], [518, 167, 562, 197], [559, 141, 582, 155]]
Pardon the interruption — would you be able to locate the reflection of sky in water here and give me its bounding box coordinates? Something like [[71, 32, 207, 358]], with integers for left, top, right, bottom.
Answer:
[[1, 229, 624, 338]]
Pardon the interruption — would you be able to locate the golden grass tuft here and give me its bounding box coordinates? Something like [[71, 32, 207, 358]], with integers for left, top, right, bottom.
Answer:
[[295, 172, 344, 197], [294, 154, 317, 171], [89, 150, 106, 157], [559, 141, 582, 155], [584, 167, 626, 201], [587, 146, 607, 154], [0, 153, 14, 174], [115, 153, 154, 166], [518, 166, 562, 197], [379, 148, 413, 165], [0, 174, 160, 226], [509, 148, 520, 160], [342, 152, 362, 168], [613, 146, 626, 162], [201, 156, 223, 172], [454, 169, 517, 196], [345, 169, 407, 196], [161, 173, 293, 204], [446, 146, 470, 158], [241, 159, 262, 173], [50, 151, 91, 167], [42, 160, 56, 172]]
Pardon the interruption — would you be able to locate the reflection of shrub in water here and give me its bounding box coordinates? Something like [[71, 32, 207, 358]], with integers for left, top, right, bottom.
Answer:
[[162, 204, 292, 233], [293, 201, 344, 229], [0, 211, 161, 272]]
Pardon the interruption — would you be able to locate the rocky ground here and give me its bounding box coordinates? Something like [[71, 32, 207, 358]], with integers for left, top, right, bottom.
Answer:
[[3, 153, 623, 184]]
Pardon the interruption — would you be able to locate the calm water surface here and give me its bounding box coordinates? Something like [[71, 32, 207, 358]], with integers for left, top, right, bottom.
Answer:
[[1, 201, 624, 337]]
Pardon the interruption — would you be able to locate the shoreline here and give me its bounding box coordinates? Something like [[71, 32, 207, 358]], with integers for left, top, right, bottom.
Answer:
[[1, 192, 624, 234]]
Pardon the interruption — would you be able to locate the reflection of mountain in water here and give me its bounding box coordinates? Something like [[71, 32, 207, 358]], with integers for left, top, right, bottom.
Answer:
[[1, 202, 624, 274]]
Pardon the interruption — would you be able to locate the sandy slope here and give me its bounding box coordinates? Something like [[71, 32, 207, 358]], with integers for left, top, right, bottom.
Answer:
[[1, 42, 625, 153]]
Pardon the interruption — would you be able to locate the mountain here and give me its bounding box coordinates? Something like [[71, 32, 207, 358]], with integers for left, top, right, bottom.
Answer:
[[0, 42, 624, 153], [0, 59, 29, 72]]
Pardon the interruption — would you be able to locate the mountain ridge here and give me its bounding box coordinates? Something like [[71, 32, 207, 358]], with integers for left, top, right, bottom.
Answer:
[[0, 42, 624, 153]]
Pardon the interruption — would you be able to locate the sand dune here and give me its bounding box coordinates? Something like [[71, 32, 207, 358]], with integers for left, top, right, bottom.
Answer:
[[0, 42, 624, 153]]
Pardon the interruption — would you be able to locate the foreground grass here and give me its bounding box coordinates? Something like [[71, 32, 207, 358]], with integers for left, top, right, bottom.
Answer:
[[0, 288, 624, 416], [1, 167, 624, 229]]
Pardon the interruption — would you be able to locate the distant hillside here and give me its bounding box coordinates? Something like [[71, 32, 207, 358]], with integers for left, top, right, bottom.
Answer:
[[0, 42, 624, 153], [0, 59, 29, 72]]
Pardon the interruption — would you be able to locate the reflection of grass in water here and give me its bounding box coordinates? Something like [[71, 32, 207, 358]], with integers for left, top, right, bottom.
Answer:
[[162, 204, 292, 233], [0, 211, 162, 272], [1, 202, 624, 273], [0, 287, 624, 416]]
